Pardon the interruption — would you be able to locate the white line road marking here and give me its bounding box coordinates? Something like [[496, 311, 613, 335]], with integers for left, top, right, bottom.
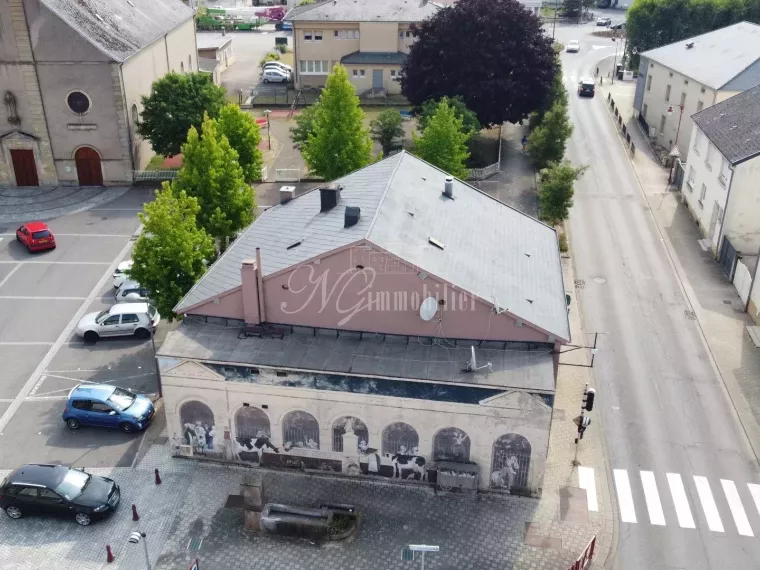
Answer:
[[694, 476, 724, 532], [0, 296, 87, 300], [614, 469, 637, 523], [578, 466, 598, 511], [0, 264, 21, 289], [667, 473, 696, 529], [721, 479, 754, 536], [0, 261, 112, 265], [0, 342, 55, 346], [0, 226, 141, 434], [0, 233, 132, 238], [640, 471, 666, 526], [28, 375, 46, 398], [747, 483, 760, 517], [25, 395, 68, 401]]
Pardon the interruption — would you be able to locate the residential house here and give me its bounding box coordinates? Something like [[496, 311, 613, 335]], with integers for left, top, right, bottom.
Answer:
[[158, 151, 570, 493], [0, 0, 197, 188], [285, 0, 443, 95], [682, 85, 760, 306], [633, 22, 760, 161], [196, 33, 236, 74]]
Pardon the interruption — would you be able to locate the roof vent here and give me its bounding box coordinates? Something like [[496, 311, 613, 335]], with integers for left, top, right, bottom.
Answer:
[[344, 206, 361, 228], [443, 176, 454, 198], [685, 41, 695, 49], [429, 237, 445, 250], [320, 183, 341, 212], [279, 185, 295, 205], [286, 239, 303, 250]]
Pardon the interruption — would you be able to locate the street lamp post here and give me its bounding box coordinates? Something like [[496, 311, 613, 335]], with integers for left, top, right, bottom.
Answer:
[[129, 531, 152, 570], [611, 31, 619, 85], [264, 109, 272, 149]]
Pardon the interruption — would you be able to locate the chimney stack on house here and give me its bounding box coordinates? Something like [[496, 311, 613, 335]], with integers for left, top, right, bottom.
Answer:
[[320, 183, 342, 212], [443, 176, 454, 198], [279, 186, 295, 204], [344, 206, 361, 228]]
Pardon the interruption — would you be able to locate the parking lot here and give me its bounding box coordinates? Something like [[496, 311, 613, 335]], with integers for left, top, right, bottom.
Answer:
[[0, 188, 163, 470]]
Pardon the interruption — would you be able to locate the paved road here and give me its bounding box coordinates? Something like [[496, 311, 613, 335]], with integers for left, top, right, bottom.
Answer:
[[0, 189, 162, 469], [555, 22, 760, 570]]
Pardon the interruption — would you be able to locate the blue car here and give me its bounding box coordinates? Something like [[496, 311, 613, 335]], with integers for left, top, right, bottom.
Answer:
[[63, 384, 155, 434]]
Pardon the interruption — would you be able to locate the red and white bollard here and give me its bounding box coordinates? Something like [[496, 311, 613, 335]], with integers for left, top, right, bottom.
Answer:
[[132, 504, 140, 522], [106, 544, 115, 563], [154, 468, 162, 485]]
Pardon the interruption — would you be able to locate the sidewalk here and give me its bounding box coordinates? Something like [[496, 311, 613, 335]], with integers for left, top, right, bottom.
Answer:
[[597, 64, 760, 460], [0, 185, 132, 225]]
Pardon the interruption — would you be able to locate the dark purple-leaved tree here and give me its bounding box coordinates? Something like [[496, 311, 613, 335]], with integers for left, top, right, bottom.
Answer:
[[401, 0, 556, 127]]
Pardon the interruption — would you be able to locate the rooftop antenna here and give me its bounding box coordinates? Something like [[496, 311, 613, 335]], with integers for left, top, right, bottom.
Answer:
[[466, 346, 492, 373]]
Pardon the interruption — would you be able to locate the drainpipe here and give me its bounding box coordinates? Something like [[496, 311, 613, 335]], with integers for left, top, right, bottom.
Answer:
[[256, 247, 267, 323], [119, 64, 137, 176]]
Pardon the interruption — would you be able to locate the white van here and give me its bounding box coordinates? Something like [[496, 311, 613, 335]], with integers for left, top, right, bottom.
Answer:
[[76, 303, 160, 343]]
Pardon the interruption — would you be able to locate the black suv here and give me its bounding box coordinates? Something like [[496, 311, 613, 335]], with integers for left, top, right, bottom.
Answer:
[[578, 79, 596, 97], [0, 464, 120, 526]]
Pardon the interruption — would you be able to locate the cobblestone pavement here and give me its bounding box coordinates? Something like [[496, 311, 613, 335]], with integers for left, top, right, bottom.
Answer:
[[0, 185, 132, 224]]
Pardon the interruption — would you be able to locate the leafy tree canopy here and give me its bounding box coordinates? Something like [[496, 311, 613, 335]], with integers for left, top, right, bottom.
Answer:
[[290, 104, 319, 151], [538, 161, 587, 225], [137, 72, 227, 157], [527, 99, 573, 170], [401, 0, 556, 127], [627, 0, 760, 63], [370, 109, 405, 157], [304, 65, 372, 179], [216, 105, 264, 184], [412, 100, 470, 179], [129, 183, 215, 320], [175, 115, 255, 251], [416, 96, 481, 140]]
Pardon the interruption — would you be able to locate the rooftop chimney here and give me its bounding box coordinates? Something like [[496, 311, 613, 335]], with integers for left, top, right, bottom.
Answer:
[[320, 183, 341, 212], [443, 176, 453, 198], [279, 185, 295, 205], [344, 206, 361, 228]]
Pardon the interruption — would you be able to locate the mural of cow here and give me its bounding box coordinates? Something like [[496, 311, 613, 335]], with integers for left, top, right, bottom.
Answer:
[[386, 452, 427, 481]]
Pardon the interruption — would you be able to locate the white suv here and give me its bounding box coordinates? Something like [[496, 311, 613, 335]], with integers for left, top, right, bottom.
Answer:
[[76, 303, 160, 343]]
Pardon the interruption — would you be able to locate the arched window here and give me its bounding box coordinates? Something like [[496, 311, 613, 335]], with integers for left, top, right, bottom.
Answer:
[[282, 410, 320, 449], [382, 422, 419, 456], [332, 416, 369, 452], [432, 427, 470, 462], [179, 401, 217, 455], [490, 433, 531, 491]]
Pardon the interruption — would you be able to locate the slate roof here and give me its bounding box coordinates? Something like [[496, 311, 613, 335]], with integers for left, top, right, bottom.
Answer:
[[286, 0, 442, 22], [176, 151, 570, 342], [692, 85, 760, 165], [198, 57, 220, 73], [196, 33, 233, 51], [640, 22, 760, 90], [158, 319, 557, 392], [340, 51, 407, 65], [41, 0, 194, 62]]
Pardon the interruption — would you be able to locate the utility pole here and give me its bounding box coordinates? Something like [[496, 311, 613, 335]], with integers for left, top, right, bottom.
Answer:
[[572, 384, 595, 466], [611, 29, 619, 85]]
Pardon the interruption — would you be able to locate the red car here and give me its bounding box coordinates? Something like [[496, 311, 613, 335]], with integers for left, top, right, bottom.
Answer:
[[16, 221, 56, 252]]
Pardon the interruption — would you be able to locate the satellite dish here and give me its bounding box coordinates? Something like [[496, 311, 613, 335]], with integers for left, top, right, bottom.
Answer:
[[419, 297, 438, 321]]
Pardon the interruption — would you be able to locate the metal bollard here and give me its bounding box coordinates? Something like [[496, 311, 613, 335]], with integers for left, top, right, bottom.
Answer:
[[155, 468, 162, 485], [132, 504, 140, 522], [630, 142, 636, 157], [106, 545, 115, 563]]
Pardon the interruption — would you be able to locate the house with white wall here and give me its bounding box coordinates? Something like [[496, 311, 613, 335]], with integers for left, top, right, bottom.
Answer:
[[633, 22, 760, 161], [682, 85, 760, 305], [158, 151, 570, 494]]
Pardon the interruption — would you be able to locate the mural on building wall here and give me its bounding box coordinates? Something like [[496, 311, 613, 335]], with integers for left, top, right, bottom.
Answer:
[[178, 400, 219, 457], [490, 433, 531, 492], [234, 406, 278, 462], [433, 427, 471, 463], [282, 410, 320, 450], [354, 422, 427, 481], [332, 416, 369, 452]]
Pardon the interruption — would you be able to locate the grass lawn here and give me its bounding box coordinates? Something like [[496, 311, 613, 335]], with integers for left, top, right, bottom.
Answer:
[[145, 155, 167, 171]]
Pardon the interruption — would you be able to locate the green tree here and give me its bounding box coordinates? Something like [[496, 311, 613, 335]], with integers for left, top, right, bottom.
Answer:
[[129, 183, 214, 320], [416, 96, 481, 140], [303, 65, 372, 179], [370, 109, 405, 157], [175, 115, 255, 251], [561, 0, 582, 21], [527, 99, 573, 170], [137, 72, 227, 157], [528, 58, 566, 131], [216, 105, 264, 184], [290, 104, 319, 151], [538, 161, 587, 225], [412, 100, 470, 178]]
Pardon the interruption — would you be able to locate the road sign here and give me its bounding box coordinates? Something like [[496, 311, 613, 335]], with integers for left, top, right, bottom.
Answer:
[[188, 559, 200, 570]]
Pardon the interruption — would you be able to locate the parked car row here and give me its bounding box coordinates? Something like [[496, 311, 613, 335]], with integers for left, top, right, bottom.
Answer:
[[261, 61, 293, 84]]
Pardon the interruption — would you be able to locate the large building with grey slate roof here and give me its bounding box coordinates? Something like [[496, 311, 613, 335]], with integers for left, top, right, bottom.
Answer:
[[0, 0, 197, 187], [680, 86, 760, 293], [633, 22, 760, 162], [158, 152, 569, 493]]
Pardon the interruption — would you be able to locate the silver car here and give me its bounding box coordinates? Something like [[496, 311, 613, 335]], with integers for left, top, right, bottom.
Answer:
[[75, 303, 160, 343], [115, 279, 150, 303]]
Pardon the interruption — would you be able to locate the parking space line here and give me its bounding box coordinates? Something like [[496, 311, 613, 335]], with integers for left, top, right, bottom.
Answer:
[[0, 341, 55, 346], [0, 261, 112, 265], [28, 375, 46, 397], [0, 233, 133, 238], [25, 395, 68, 401], [0, 264, 21, 289], [0, 296, 88, 300], [0, 226, 141, 434]]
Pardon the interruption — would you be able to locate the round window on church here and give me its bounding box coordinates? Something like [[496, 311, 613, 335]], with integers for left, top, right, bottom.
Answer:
[[66, 91, 91, 115]]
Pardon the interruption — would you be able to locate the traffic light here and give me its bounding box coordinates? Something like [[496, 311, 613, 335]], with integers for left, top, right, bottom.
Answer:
[[578, 416, 591, 439], [583, 388, 596, 412]]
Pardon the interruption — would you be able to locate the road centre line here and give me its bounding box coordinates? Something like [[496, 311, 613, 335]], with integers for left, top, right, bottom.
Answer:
[[0, 226, 141, 434]]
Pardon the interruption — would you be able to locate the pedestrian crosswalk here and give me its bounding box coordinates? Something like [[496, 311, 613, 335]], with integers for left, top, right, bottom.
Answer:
[[580, 468, 760, 537]]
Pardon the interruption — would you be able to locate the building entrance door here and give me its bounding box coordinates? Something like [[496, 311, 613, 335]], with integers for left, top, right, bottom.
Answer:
[[372, 69, 383, 90], [10, 149, 39, 186], [75, 147, 103, 186]]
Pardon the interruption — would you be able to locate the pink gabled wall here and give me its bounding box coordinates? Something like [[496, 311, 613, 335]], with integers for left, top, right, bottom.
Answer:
[[259, 243, 552, 343], [183, 286, 244, 319]]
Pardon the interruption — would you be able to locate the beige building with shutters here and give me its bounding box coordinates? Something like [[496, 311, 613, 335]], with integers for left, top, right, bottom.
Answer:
[[0, 0, 197, 187]]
